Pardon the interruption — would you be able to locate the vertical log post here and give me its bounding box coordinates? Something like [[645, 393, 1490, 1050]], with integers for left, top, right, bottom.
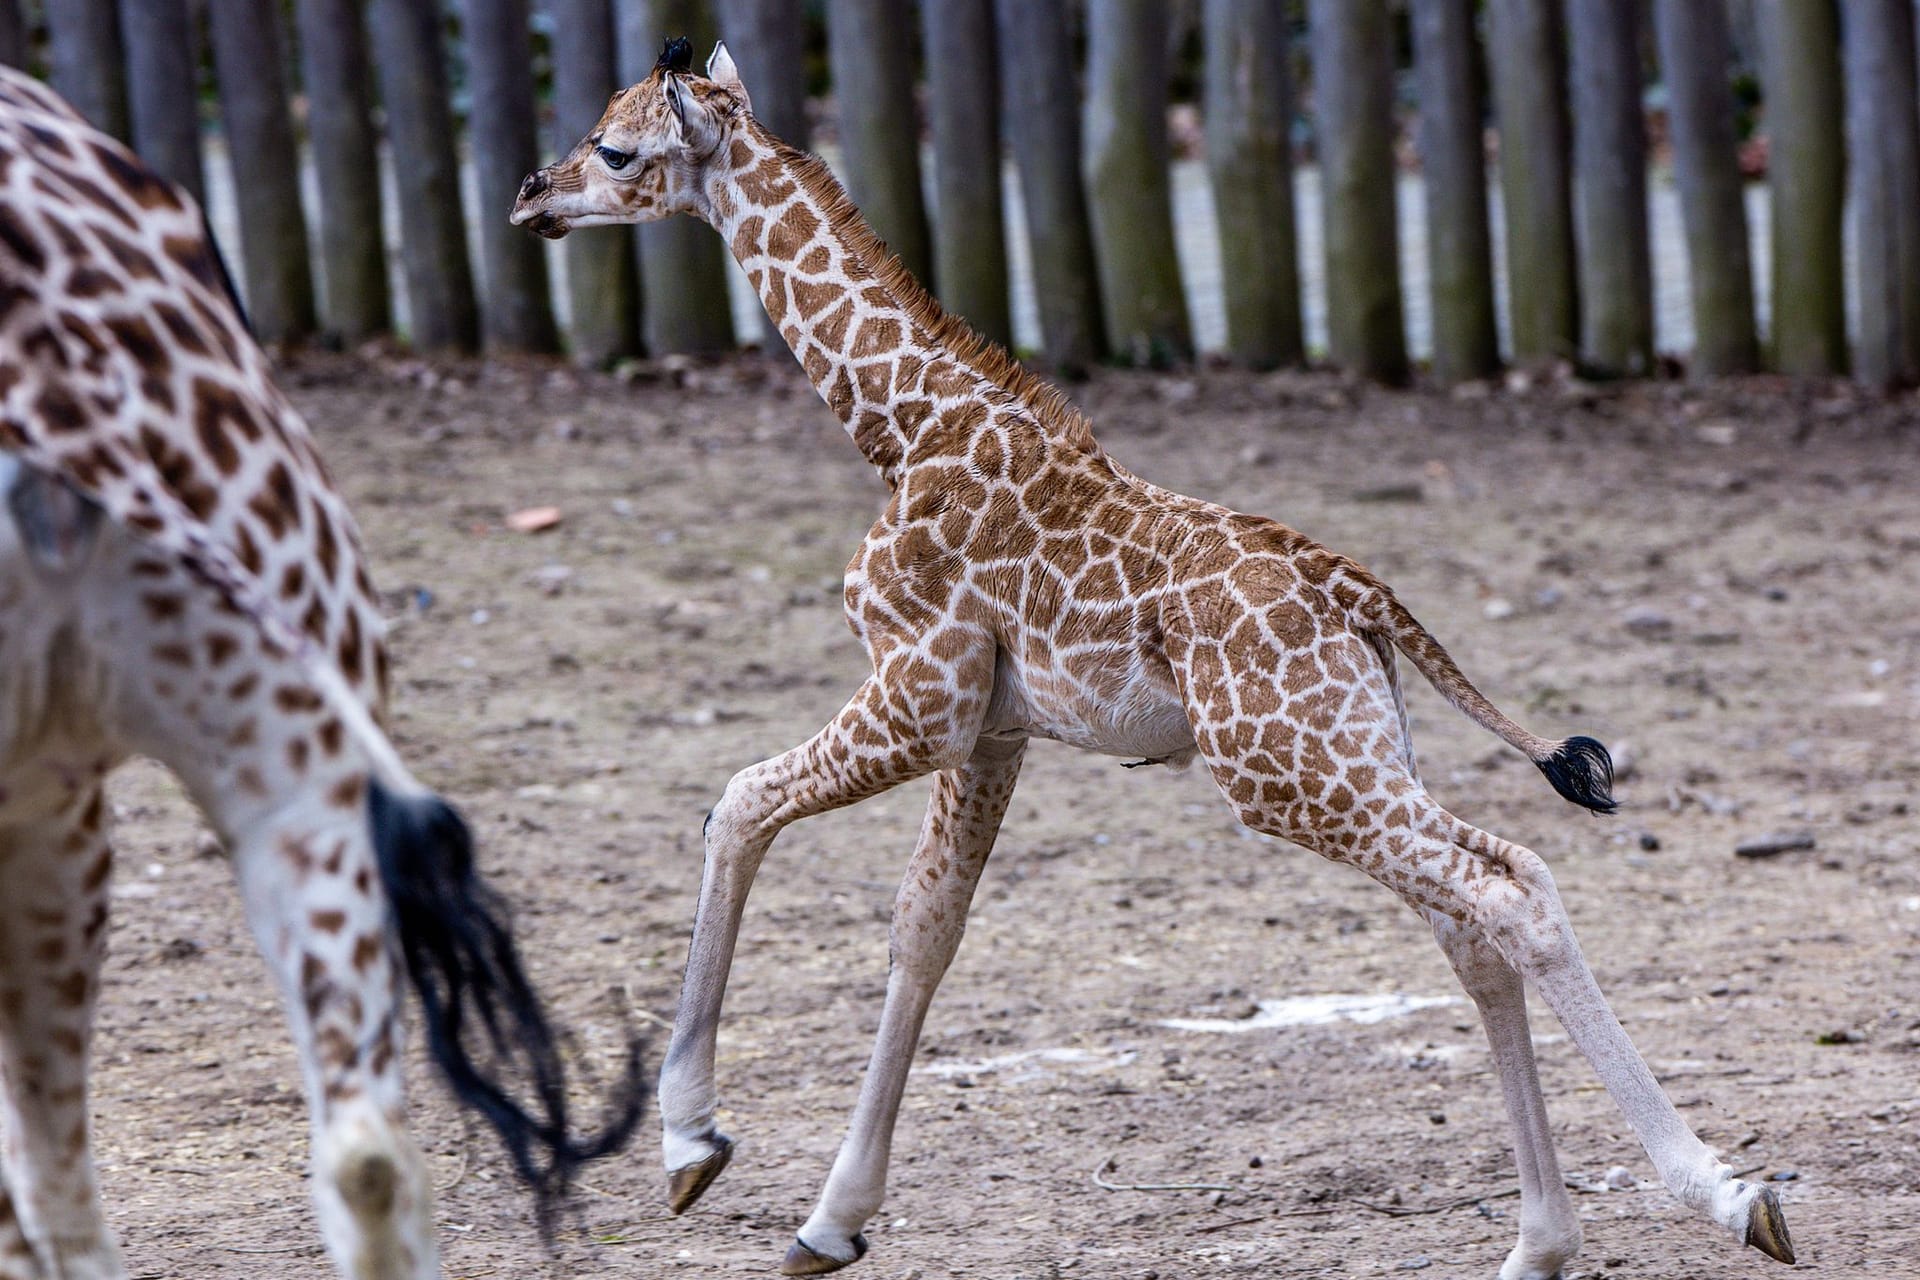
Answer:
[[1203, 0, 1303, 370], [461, 0, 560, 351], [1409, 0, 1497, 382], [547, 0, 642, 363], [1844, 0, 1920, 387], [1486, 0, 1576, 364], [622, 0, 737, 356], [369, 0, 479, 351], [1758, 0, 1845, 376], [996, 0, 1104, 373], [921, 0, 1012, 347], [47, 0, 130, 138], [715, 0, 809, 353], [295, 0, 392, 343], [207, 0, 317, 342], [1310, 0, 1407, 384], [1567, 0, 1653, 376], [825, 0, 932, 285], [121, 0, 207, 202], [1085, 0, 1191, 366], [1653, 0, 1758, 375]]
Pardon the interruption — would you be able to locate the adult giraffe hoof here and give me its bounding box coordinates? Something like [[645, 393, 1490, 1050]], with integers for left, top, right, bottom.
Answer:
[[779, 1233, 867, 1275], [665, 1137, 734, 1214], [1743, 1184, 1795, 1264]]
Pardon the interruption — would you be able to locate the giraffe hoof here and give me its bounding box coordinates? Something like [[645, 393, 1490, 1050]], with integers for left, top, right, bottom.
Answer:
[[779, 1233, 867, 1275], [1744, 1184, 1795, 1264], [665, 1136, 734, 1215]]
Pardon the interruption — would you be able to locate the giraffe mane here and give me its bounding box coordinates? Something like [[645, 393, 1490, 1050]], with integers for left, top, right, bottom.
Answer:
[[763, 127, 1102, 455]]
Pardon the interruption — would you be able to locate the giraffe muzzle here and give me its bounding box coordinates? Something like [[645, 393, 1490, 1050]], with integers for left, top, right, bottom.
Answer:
[[510, 169, 571, 238]]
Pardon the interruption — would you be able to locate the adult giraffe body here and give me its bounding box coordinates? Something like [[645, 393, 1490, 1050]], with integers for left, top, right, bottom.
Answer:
[[0, 71, 640, 1279], [515, 39, 1794, 1280]]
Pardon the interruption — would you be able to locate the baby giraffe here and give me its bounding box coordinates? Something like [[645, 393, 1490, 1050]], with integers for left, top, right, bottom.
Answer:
[[515, 39, 1794, 1279], [0, 71, 640, 1278]]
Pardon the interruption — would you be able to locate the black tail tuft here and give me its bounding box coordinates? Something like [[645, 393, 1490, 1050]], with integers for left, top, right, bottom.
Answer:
[[1535, 735, 1618, 815], [368, 780, 648, 1230]]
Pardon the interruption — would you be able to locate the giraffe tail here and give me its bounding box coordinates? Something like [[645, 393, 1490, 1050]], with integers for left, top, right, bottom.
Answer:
[[1347, 571, 1617, 815]]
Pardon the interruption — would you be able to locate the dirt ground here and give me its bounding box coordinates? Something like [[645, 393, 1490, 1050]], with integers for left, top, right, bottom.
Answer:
[[87, 354, 1919, 1278]]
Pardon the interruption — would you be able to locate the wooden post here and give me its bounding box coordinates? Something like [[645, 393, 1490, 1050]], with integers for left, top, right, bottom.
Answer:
[[460, 0, 560, 351], [1409, 0, 1497, 382], [1203, 0, 1302, 370], [1486, 0, 1576, 364], [921, 0, 1012, 347], [547, 0, 642, 364], [47, 0, 130, 138], [1653, 0, 1757, 375], [621, 0, 737, 356], [294, 0, 392, 343], [1758, 0, 1845, 376], [715, 0, 808, 353], [1567, 0, 1652, 377], [0, 0, 24, 70], [1844, 0, 1920, 387], [1310, 0, 1407, 384], [369, 0, 479, 351], [120, 0, 207, 202], [996, 0, 1104, 373], [825, 0, 932, 285], [1085, 0, 1192, 366], [207, 0, 317, 343]]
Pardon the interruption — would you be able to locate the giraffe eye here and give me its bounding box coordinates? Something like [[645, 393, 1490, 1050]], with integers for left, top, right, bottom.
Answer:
[[596, 145, 634, 172]]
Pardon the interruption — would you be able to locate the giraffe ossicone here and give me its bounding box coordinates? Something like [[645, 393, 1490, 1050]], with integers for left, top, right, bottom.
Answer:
[[516, 40, 1794, 1279], [0, 70, 643, 1280]]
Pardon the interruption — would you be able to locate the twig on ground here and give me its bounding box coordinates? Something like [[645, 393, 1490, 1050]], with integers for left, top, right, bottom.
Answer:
[[1352, 1187, 1523, 1218], [1092, 1152, 1236, 1194], [1193, 1214, 1267, 1234]]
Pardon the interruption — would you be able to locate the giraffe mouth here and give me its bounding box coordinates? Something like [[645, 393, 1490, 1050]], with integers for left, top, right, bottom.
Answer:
[[526, 212, 572, 240]]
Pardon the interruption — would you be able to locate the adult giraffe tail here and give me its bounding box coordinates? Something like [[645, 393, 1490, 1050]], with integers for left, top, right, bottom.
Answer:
[[1342, 568, 1617, 814]]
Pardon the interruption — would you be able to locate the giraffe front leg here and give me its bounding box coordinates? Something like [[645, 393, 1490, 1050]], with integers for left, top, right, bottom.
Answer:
[[0, 786, 121, 1280], [661, 659, 990, 1217], [1428, 920, 1581, 1280], [785, 735, 1026, 1275], [229, 803, 437, 1280]]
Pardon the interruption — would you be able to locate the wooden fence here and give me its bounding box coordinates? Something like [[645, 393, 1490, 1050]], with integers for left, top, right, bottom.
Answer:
[[5, 0, 1916, 387]]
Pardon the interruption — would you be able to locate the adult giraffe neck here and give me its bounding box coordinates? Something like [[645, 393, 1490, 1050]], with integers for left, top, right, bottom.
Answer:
[[700, 121, 1101, 484]]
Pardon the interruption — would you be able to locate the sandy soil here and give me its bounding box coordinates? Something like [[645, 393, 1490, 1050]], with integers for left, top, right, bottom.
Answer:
[[83, 355, 1919, 1278]]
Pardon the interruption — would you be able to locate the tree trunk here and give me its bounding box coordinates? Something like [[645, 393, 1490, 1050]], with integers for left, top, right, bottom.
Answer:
[[825, 0, 931, 285], [1758, 0, 1845, 376], [622, 0, 737, 356], [1486, 0, 1576, 364], [1085, 0, 1191, 366], [1653, 0, 1757, 375], [207, 0, 317, 343], [120, 0, 207, 202], [460, 0, 560, 351], [996, 0, 1104, 373], [921, 0, 1011, 347], [714, 0, 808, 353], [546, 0, 641, 364], [0, 0, 24, 70], [1310, 0, 1407, 384], [1204, 0, 1302, 370], [1844, 0, 1920, 387], [1409, 0, 1497, 382], [47, 0, 130, 138], [369, 0, 479, 351], [294, 0, 392, 343], [1567, 0, 1652, 376]]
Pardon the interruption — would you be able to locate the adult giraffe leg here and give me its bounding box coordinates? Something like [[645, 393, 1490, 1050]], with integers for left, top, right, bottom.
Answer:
[[0, 786, 121, 1280], [661, 660, 992, 1213], [784, 735, 1027, 1275], [0, 1173, 35, 1280], [1429, 920, 1581, 1280]]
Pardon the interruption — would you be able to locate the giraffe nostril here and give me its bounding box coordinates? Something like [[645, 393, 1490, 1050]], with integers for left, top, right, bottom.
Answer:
[[518, 170, 550, 202]]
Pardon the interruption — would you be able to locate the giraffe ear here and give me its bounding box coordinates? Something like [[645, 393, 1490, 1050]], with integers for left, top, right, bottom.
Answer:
[[664, 75, 725, 153], [706, 41, 752, 114]]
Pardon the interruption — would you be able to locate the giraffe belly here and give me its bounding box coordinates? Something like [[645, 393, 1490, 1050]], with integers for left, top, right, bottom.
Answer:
[[986, 652, 1197, 764]]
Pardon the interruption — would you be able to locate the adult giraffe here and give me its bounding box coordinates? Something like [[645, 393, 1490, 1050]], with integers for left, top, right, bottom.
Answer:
[[0, 70, 641, 1279], [514, 39, 1794, 1280]]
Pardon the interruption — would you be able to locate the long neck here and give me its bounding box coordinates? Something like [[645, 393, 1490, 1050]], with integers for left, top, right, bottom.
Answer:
[[701, 125, 1096, 483]]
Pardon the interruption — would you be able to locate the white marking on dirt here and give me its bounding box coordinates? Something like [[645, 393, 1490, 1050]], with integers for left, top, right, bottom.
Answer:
[[1158, 993, 1459, 1034], [916, 1047, 1138, 1083]]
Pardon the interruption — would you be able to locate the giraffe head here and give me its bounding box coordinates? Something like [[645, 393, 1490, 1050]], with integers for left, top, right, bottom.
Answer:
[[511, 37, 750, 239]]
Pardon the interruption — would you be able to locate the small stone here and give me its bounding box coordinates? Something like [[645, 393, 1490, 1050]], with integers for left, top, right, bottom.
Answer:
[[1428, 1112, 1446, 1125], [1395, 1256, 1431, 1271], [1694, 420, 1738, 446], [1734, 830, 1817, 859], [1768, 1169, 1800, 1182], [1637, 832, 1660, 852], [194, 830, 226, 860], [1620, 606, 1673, 636], [1238, 444, 1277, 467], [530, 564, 573, 597], [1248, 1155, 1263, 1168], [1352, 482, 1425, 504], [1603, 1165, 1638, 1190], [1610, 740, 1638, 780], [1482, 598, 1515, 621]]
